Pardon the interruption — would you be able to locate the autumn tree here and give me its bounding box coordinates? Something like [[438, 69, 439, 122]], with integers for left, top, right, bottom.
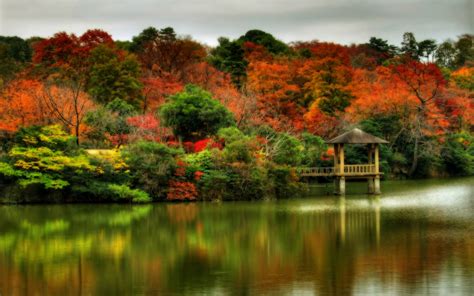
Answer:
[[0, 80, 51, 131], [301, 57, 354, 115], [247, 57, 304, 131], [210, 30, 288, 88], [141, 75, 183, 112], [32, 30, 112, 144], [42, 82, 94, 145], [84, 98, 137, 147], [348, 59, 447, 175], [131, 27, 206, 79]]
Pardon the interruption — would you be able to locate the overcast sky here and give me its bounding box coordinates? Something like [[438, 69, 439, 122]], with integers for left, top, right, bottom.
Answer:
[[0, 0, 472, 46]]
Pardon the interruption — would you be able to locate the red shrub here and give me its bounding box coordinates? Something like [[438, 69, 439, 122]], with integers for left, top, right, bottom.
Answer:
[[193, 138, 223, 152], [194, 171, 204, 181], [167, 181, 197, 201], [183, 141, 194, 153]]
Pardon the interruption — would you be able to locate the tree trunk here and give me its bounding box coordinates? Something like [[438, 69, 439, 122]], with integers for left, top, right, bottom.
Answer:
[[75, 123, 80, 146], [409, 135, 419, 176]]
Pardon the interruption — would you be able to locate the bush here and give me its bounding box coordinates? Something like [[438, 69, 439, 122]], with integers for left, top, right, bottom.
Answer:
[[301, 132, 327, 167], [107, 184, 151, 203], [441, 133, 474, 176], [272, 133, 303, 166], [166, 181, 197, 201], [218, 127, 245, 143], [122, 141, 182, 198], [268, 165, 305, 198], [183, 149, 217, 173], [71, 181, 150, 203], [198, 170, 230, 201]]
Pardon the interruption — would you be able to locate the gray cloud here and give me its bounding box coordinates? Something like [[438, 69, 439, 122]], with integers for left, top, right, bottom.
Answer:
[[0, 0, 472, 46]]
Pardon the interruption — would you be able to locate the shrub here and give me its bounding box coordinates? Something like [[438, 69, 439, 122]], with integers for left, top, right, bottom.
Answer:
[[167, 180, 197, 201], [122, 141, 182, 198], [198, 170, 230, 201], [107, 184, 151, 203], [441, 133, 474, 176], [301, 132, 327, 167], [72, 181, 150, 203], [183, 149, 218, 173], [268, 165, 305, 198], [272, 133, 303, 166]]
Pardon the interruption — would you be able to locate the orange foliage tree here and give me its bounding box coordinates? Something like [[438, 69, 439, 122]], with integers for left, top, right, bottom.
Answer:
[[247, 57, 305, 131], [347, 60, 451, 175], [0, 79, 52, 131]]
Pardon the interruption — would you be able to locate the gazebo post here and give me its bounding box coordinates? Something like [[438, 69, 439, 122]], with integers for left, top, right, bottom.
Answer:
[[374, 144, 381, 194], [333, 144, 340, 194], [367, 144, 375, 194], [337, 144, 345, 195]]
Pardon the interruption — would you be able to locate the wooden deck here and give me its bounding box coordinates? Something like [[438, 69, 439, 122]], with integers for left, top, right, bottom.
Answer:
[[298, 164, 378, 177]]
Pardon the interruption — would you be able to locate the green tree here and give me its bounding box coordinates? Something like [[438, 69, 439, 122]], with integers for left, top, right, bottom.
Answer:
[[401, 32, 419, 60], [159, 85, 235, 141], [436, 40, 456, 68], [417, 39, 437, 62], [209, 37, 248, 87], [238, 29, 289, 55], [454, 34, 474, 67], [87, 45, 143, 106], [0, 36, 32, 86], [367, 37, 398, 64], [130, 27, 159, 53]]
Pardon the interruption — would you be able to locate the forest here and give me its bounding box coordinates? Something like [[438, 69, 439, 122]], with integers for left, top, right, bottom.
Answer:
[[0, 28, 472, 203]]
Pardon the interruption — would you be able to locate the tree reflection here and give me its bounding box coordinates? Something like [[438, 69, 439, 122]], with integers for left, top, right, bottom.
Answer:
[[0, 195, 472, 295]]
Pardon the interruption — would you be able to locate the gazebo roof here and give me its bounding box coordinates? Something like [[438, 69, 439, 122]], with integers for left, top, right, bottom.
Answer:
[[326, 128, 389, 144]]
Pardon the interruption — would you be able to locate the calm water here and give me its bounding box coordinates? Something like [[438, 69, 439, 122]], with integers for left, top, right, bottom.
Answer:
[[0, 178, 473, 296]]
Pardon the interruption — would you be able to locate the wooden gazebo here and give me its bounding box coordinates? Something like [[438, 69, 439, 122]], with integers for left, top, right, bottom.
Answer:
[[299, 128, 389, 195]]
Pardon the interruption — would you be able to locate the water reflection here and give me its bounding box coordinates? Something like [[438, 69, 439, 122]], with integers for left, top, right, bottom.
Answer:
[[0, 178, 473, 295]]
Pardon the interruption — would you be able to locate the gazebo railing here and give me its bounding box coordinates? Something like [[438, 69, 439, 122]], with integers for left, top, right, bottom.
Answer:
[[338, 164, 376, 175], [298, 167, 335, 176], [298, 164, 376, 177]]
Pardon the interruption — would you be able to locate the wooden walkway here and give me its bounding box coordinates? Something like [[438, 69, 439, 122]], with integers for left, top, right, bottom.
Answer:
[[298, 164, 377, 177]]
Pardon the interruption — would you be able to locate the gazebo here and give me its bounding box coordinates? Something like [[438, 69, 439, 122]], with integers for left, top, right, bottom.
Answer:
[[299, 128, 389, 195]]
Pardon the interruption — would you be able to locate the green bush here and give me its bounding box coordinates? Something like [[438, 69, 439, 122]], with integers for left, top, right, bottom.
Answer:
[[218, 127, 245, 143], [441, 133, 474, 176], [198, 170, 230, 201], [183, 149, 217, 173], [301, 132, 327, 167], [268, 165, 305, 198], [107, 184, 151, 203], [72, 181, 150, 203], [272, 133, 303, 166], [122, 141, 182, 198]]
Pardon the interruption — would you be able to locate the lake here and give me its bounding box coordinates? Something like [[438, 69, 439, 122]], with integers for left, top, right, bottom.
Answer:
[[0, 178, 473, 295]]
